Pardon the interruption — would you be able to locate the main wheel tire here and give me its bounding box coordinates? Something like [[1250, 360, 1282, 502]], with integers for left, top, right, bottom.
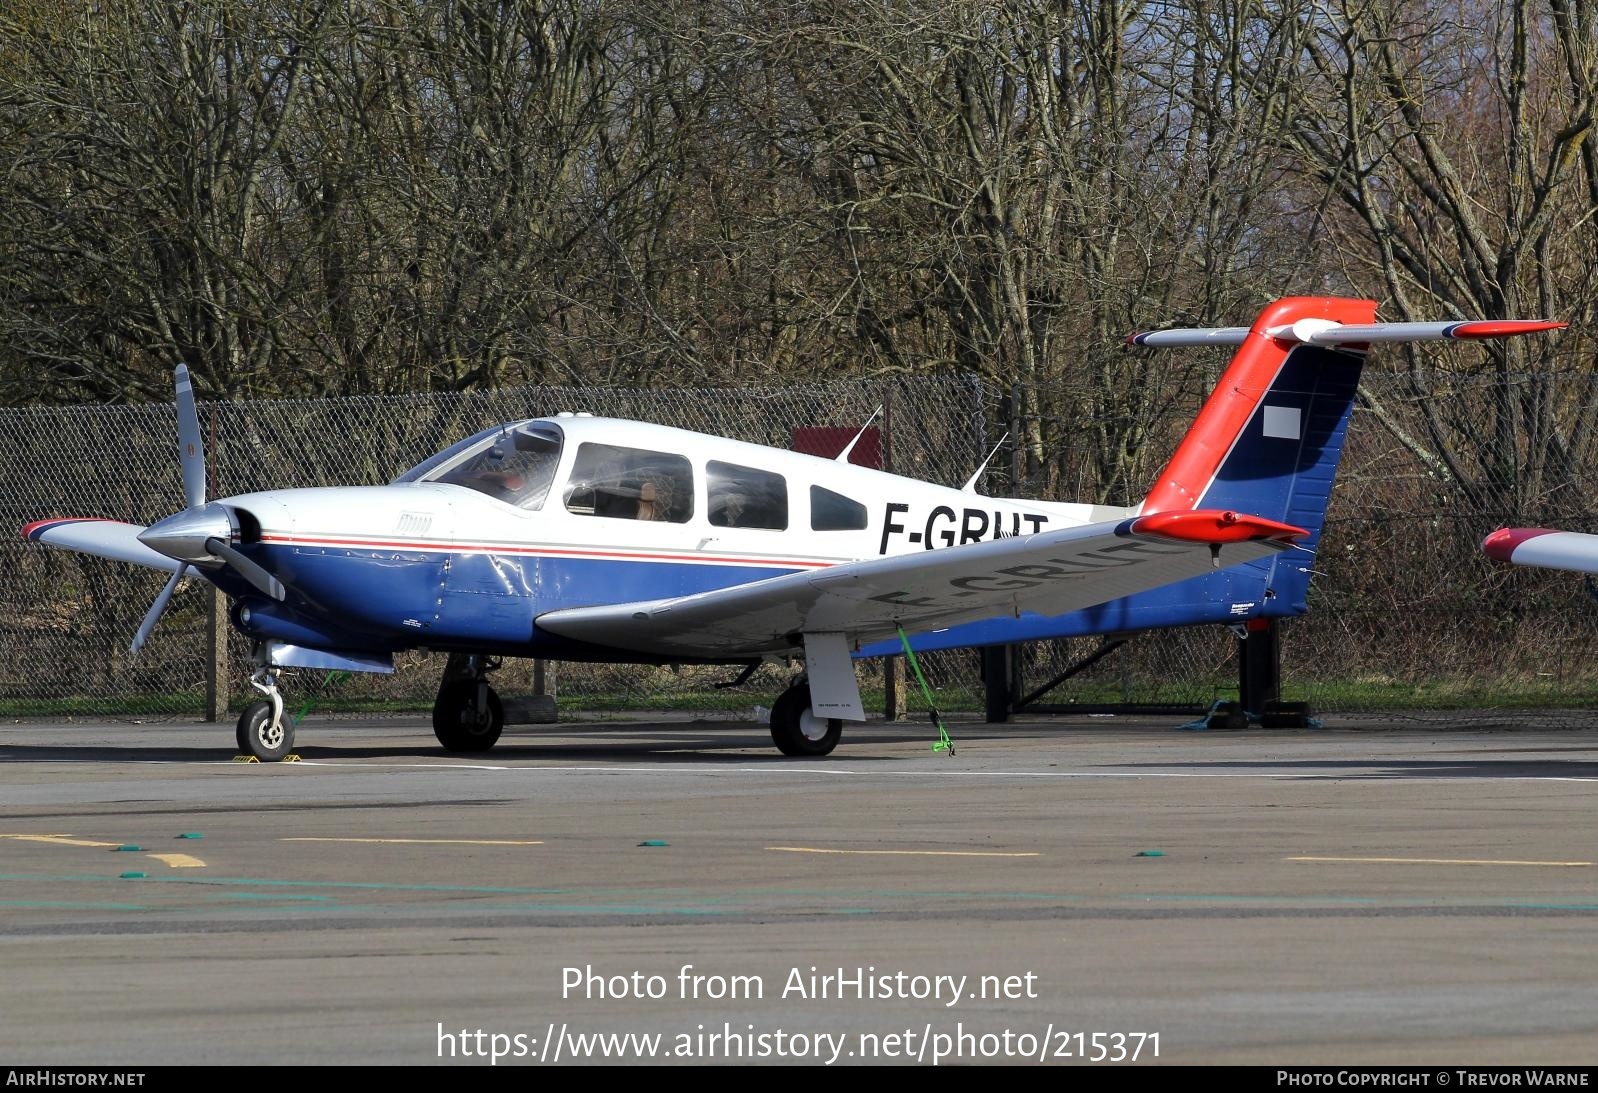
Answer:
[[433, 679, 504, 752], [769, 683, 842, 757], [237, 699, 295, 762]]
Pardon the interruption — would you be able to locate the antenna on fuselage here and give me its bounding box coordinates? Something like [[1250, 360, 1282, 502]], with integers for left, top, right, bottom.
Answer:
[[834, 405, 883, 464], [960, 433, 1010, 494]]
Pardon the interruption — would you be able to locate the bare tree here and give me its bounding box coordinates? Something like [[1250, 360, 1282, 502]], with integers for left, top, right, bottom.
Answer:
[[1214, 0, 1598, 519]]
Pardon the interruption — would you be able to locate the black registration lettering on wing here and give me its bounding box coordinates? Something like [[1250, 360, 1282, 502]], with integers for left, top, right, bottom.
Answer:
[[867, 538, 1194, 609]]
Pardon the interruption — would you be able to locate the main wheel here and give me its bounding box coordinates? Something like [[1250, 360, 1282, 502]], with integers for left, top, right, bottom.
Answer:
[[433, 678, 504, 752], [769, 682, 842, 757], [237, 699, 295, 762]]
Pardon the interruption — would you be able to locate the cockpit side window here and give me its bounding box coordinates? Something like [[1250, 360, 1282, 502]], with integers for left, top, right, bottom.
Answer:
[[708, 461, 787, 531], [564, 442, 695, 523], [427, 423, 564, 510], [810, 485, 867, 531]]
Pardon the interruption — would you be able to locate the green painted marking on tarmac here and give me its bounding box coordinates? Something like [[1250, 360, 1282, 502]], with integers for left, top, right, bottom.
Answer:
[[1134, 893, 1384, 904], [205, 892, 337, 902], [119, 872, 146, 879], [113, 845, 143, 852]]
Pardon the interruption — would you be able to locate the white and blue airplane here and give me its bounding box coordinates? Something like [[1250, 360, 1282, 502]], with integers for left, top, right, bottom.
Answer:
[[24, 297, 1563, 760]]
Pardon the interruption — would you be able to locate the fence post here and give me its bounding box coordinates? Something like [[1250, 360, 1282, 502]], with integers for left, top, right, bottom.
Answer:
[[204, 405, 228, 722], [883, 656, 906, 721], [206, 586, 229, 722], [982, 645, 1012, 723]]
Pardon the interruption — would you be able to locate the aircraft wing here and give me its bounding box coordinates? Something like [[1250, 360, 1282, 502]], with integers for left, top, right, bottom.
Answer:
[[1483, 528, 1598, 576], [537, 509, 1305, 657], [22, 518, 185, 573]]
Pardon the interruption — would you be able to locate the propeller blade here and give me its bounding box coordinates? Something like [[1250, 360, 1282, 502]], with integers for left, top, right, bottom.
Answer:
[[205, 537, 285, 601], [131, 565, 190, 654], [174, 364, 207, 510]]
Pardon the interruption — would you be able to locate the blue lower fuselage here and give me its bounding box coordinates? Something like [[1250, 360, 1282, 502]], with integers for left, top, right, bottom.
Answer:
[[222, 541, 1303, 663]]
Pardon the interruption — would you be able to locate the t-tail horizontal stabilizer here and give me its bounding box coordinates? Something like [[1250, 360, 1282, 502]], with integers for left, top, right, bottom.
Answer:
[[1128, 318, 1565, 348]]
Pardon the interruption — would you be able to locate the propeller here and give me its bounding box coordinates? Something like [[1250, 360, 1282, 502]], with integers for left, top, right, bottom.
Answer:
[[129, 365, 285, 653], [131, 566, 189, 654], [175, 364, 206, 510]]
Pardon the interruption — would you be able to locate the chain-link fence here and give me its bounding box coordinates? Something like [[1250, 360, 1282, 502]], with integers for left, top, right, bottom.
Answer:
[[6, 370, 1598, 726]]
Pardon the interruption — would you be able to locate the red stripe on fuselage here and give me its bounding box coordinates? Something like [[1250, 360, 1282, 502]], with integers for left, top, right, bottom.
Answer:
[[1140, 297, 1378, 514], [259, 532, 836, 569]]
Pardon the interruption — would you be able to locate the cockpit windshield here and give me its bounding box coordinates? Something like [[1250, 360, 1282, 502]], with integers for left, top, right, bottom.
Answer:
[[395, 421, 565, 510]]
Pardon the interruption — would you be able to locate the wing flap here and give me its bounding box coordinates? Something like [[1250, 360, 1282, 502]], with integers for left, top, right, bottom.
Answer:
[[22, 518, 185, 573], [537, 510, 1303, 657]]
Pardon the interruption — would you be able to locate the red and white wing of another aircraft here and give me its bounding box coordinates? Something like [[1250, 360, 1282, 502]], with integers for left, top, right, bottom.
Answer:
[[1483, 528, 1598, 576]]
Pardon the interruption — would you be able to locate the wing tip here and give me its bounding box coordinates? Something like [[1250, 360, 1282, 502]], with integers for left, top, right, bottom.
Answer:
[[21, 517, 110, 542], [1482, 526, 1559, 562], [1131, 509, 1309, 544], [1451, 320, 1567, 340]]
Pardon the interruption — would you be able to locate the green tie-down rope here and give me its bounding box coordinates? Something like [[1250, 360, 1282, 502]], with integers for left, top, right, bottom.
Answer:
[[291, 670, 350, 726], [897, 625, 955, 755]]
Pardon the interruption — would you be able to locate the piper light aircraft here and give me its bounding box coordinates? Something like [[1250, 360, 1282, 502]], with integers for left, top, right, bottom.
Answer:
[[24, 297, 1563, 760]]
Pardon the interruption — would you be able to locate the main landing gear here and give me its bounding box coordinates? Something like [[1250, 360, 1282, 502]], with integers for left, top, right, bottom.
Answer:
[[769, 680, 842, 757], [433, 654, 504, 753], [237, 663, 294, 762]]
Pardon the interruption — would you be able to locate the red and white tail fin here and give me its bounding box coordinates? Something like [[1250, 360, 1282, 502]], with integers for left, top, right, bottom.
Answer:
[[1130, 298, 1565, 520], [1126, 296, 1565, 613]]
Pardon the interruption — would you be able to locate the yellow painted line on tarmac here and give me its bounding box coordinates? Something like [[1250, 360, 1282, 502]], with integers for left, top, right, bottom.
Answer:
[[146, 853, 207, 869], [0, 834, 122, 849], [1288, 855, 1591, 868], [767, 846, 1040, 858], [280, 837, 545, 846]]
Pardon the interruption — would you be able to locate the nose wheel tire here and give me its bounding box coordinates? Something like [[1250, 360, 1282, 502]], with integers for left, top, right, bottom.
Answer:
[[237, 699, 294, 762], [433, 679, 504, 752], [769, 682, 842, 757]]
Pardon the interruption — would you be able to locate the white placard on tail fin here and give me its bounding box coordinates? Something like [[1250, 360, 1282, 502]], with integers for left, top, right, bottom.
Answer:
[[1262, 405, 1302, 440]]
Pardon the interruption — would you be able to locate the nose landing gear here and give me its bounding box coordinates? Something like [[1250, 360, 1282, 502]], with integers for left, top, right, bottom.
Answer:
[[236, 663, 294, 762]]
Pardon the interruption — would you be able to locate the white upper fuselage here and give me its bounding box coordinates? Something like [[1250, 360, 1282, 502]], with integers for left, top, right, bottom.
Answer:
[[229, 415, 1128, 578], [210, 415, 1131, 654]]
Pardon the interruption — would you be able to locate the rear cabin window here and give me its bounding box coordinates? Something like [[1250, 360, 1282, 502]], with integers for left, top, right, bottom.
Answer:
[[708, 461, 787, 531], [810, 485, 867, 531], [564, 443, 695, 523]]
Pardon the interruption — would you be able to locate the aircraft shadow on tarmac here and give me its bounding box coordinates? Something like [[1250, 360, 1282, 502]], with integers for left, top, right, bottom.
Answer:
[[0, 721, 1068, 765], [1125, 757, 1598, 780]]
